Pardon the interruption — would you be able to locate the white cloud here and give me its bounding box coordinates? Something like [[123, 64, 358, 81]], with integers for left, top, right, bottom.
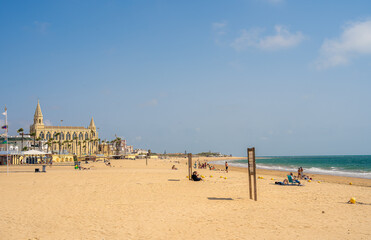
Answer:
[[44, 119, 52, 126], [140, 99, 158, 108], [316, 20, 371, 69], [264, 0, 284, 4], [231, 25, 304, 51], [212, 21, 227, 36], [34, 21, 51, 34]]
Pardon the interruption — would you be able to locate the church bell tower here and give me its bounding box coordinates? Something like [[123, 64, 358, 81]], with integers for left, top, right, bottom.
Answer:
[[34, 100, 44, 126]]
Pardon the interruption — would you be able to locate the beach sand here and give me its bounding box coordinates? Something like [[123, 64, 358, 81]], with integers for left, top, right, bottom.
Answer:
[[0, 157, 370, 239]]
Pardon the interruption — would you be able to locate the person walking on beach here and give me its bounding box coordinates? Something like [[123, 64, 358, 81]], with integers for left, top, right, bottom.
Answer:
[[225, 161, 228, 173]]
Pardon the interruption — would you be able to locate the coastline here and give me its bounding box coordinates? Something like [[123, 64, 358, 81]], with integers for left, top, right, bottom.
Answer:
[[208, 158, 371, 187]]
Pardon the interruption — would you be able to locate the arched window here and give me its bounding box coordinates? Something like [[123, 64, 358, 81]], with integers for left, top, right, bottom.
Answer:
[[39, 119, 41, 123], [39, 132, 45, 139], [85, 133, 89, 140], [53, 132, 57, 140], [79, 133, 83, 140], [46, 132, 51, 140], [60, 132, 64, 140], [66, 132, 71, 140], [73, 132, 77, 139]]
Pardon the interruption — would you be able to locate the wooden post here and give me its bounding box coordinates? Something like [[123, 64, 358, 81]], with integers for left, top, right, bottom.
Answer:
[[188, 153, 192, 180], [247, 147, 257, 201], [253, 148, 257, 201], [146, 150, 151, 166]]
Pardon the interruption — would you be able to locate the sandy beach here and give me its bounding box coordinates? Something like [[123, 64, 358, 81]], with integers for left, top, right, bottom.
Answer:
[[0, 157, 370, 240]]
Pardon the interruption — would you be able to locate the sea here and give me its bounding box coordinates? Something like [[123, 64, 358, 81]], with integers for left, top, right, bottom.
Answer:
[[222, 155, 371, 179]]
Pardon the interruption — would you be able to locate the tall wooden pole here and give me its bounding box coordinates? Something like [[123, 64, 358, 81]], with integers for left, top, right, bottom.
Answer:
[[188, 153, 192, 180], [247, 147, 257, 201], [247, 148, 252, 199], [252, 147, 257, 201]]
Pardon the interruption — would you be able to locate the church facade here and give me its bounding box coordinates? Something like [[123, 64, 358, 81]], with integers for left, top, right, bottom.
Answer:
[[30, 100, 99, 155]]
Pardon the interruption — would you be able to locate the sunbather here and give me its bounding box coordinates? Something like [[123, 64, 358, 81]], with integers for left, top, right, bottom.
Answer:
[[275, 179, 289, 185], [289, 173, 301, 185]]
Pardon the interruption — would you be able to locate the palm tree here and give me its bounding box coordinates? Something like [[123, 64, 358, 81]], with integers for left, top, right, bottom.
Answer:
[[84, 139, 88, 155], [97, 138, 101, 154], [17, 128, 24, 151], [115, 137, 121, 155], [83, 145, 86, 155], [53, 141, 58, 154], [90, 139, 94, 155], [30, 132, 36, 149], [73, 136, 78, 155], [36, 137, 41, 150], [83, 140, 87, 155], [78, 141, 82, 157], [94, 138, 100, 154], [47, 138, 54, 153], [101, 140, 105, 155], [55, 133, 61, 155]]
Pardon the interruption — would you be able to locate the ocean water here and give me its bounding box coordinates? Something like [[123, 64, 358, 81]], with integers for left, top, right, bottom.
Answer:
[[226, 155, 371, 179]]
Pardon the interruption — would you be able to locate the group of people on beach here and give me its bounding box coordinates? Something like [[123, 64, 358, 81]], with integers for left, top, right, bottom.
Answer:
[[274, 167, 314, 185], [192, 160, 227, 172], [297, 167, 312, 180], [194, 161, 208, 169]]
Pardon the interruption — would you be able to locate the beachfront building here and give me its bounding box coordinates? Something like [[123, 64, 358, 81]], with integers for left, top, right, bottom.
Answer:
[[0, 135, 33, 152], [29, 100, 99, 156], [116, 139, 133, 154]]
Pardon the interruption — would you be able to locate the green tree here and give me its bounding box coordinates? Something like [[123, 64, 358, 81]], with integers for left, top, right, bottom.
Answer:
[[114, 137, 121, 155], [83, 140, 87, 155], [101, 140, 105, 155], [46, 138, 53, 153], [73, 136, 78, 155], [36, 137, 41, 151], [17, 128, 24, 151], [55, 133, 61, 155], [30, 132, 36, 149], [78, 141, 82, 157]]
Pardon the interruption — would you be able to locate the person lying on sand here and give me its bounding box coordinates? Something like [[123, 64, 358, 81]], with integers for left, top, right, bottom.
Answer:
[[78, 166, 90, 170], [191, 171, 203, 181], [172, 165, 178, 170], [275, 179, 289, 185], [104, 160, 111, 167]]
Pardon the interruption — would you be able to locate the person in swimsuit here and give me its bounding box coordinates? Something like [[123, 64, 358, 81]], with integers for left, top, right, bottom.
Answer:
[[225, 161, 228, 173]]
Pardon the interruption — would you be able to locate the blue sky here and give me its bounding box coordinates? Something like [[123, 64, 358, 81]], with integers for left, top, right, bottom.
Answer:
[[1, 0, 371, 156]]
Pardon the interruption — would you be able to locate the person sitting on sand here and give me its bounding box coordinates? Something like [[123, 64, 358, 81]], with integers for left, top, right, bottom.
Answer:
[[172, 165, 178, 170], [191, 171, 202, 181], [290, 172, 301, 184]]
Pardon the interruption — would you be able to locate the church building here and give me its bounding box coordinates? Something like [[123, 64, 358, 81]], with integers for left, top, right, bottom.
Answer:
[[30, 100, 99, 155]]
